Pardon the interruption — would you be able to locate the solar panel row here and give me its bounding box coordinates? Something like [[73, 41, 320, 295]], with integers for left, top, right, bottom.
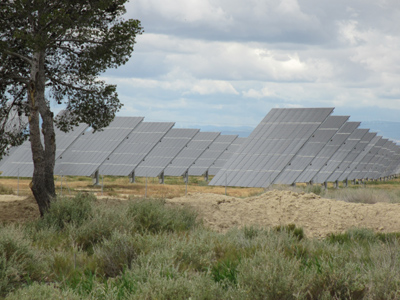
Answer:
[[1, 107, 399, 188], [209, 108, 400, 188]]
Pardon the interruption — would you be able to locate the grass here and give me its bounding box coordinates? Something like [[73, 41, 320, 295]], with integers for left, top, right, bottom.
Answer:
[[1, 192, 400, 299], [0, 184, 13, 195]]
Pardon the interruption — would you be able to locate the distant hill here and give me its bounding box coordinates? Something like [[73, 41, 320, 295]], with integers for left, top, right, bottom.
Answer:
[[193, 121, 400, 144], [359, 121, 400, 144]]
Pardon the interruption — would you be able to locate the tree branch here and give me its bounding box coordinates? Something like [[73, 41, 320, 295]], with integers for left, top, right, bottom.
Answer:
[[4, 50, 33, 66]]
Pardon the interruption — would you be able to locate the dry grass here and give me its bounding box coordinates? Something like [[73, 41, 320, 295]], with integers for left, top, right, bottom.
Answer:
[[0, 175, 264, 199]]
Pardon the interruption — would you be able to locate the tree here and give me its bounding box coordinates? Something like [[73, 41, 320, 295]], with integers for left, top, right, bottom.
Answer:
[[0, 0, 143, 216]]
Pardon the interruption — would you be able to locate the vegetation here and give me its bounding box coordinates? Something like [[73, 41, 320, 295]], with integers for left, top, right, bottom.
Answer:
[[0, 184, 13, 195], [0, 192, 399, 299], [0, 0, 143, 215]]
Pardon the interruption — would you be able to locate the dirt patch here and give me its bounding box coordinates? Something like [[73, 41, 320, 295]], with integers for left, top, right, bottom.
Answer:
[[167, 190, 400, 238], [0, 195, 40, 224]]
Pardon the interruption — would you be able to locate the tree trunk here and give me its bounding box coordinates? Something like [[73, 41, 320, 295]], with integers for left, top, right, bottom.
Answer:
[[29, 51, 56, 216]]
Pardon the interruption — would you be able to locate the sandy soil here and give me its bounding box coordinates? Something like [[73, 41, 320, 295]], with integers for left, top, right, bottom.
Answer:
[[167, 191, 400, 238], [2, 190, 400, 238]]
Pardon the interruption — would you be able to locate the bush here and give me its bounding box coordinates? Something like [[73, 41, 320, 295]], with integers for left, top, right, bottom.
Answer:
[[36, 193, 95, 231], [94, 231, 139, 277], [0, 226, 47, 296], [127, 199, 199, 233]]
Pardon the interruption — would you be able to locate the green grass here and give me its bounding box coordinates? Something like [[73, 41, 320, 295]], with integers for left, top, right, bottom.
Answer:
[[2, 193, 400, 299]]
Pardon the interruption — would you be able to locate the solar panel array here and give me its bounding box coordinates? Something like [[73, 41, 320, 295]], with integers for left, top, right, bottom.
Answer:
[[188, 134, 238, 177], [1, 123, 89, 177], [134, 128, 199, 179], [54, 117, 143, 176], [164, 132, 220, 177], [210, 108, 400, 188], [1, 107, 399, 187], [99, 122, 174, 176]]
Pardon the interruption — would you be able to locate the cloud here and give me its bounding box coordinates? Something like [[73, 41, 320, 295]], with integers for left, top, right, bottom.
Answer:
[[105, 0, 400, 128]]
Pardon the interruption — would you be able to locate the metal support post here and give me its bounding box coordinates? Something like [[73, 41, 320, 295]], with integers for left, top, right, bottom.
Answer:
[[92, 170, 100, 186], [323, 181, 327, 190], [159, 172, 164, 184], [129, 172, 135, 183], [204, 170, 209, 183]]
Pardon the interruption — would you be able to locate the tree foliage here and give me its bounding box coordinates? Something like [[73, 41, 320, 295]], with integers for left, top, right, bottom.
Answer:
[[0, 0, 143, 214]]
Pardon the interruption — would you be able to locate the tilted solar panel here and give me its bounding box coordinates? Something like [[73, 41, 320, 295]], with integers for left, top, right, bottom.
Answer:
[[54, 117, 143, 176], [188, 135, 238, 176], [99, 122, 174, 176], [134, 128, 199, 178], [1, 122, 89, 177], [164, 132, 220, 176], [295, 122, 359, 184], [273, 115, 349, 185], [209, 107, 334, 188]]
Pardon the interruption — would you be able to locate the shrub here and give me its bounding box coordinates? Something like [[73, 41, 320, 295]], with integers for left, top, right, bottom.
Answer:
[[94, 231, 139, 277], [127, 199, 198, 233], [0, 226, 47, 296], [36, 193, 95, 231]]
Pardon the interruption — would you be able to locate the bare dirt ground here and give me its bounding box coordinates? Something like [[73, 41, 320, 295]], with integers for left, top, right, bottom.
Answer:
[[167, 191, 400, 238], [1, 177, 400, 238]]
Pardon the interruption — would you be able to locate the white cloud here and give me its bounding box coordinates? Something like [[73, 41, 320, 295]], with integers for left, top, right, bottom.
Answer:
[[108, 0, 400, 129]]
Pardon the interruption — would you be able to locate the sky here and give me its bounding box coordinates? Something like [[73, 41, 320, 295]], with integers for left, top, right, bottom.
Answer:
[[101, 0, 400, 132]]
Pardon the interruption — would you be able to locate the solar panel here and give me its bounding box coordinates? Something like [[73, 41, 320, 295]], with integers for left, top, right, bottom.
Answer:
[[346, 135, 381, 180], [208, 137, 246, 176], [380, 143, 400, 178], [1, 122, 89, 177], [327, 128, 369, 182], [273, 115, 349, 185], [134, 128, 199, 178], [337, 131, 376, 181], [365, 140, 396, 179], [188, 135, 238, 176], [310, 122, 360, 184], [209, 107, 334, 188], [98, 122, 174, 176], [54, 117, 143, 176], [295, 122, 359, 184], [348, 137, 386, 180], [382, 145, 400, 177], [164, 132, 220, 177]]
